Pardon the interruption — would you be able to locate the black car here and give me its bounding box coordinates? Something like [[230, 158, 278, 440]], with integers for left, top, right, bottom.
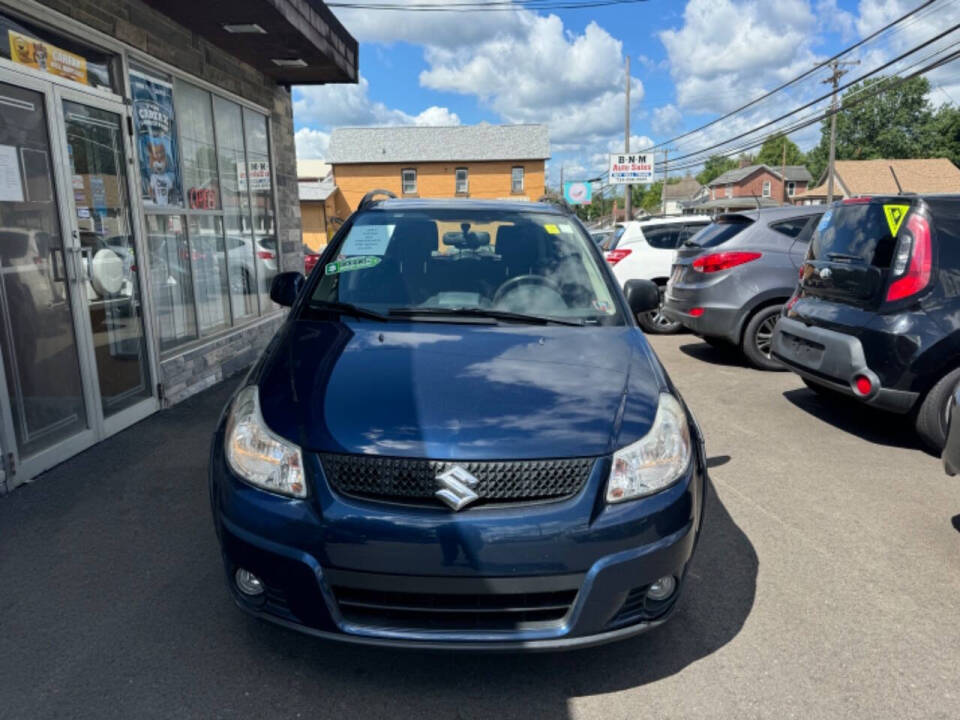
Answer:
[[772, 195, 960, 449]]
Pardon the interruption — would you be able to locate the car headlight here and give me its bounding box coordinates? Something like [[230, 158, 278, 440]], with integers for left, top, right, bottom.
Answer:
[[224, 386, 307, 498], [606, 393, 691, 503]]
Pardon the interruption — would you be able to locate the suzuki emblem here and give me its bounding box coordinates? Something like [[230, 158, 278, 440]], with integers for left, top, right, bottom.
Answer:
[[435, 466, 480, 511]]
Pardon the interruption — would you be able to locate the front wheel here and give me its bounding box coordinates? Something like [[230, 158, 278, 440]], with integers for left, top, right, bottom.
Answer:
[[636, 286, 683, 334], [741, 305, 786, 371]]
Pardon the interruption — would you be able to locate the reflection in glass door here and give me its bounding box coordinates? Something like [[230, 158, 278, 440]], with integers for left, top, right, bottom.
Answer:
[[62, 100, 151, 418], [0, 82, 88, 459]]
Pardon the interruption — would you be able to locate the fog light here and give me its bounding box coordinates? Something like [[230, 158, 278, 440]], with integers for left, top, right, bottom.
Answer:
[[235, 568, 264, 596], [853, 375, 873, 396], [647, 575, 676, 602]]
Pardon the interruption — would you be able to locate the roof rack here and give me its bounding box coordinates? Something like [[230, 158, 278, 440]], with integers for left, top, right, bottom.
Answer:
[[358, 189, 397, 210]]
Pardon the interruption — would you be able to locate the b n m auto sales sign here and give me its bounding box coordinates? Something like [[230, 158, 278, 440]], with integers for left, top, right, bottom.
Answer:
[[608, 153, 654, 184]]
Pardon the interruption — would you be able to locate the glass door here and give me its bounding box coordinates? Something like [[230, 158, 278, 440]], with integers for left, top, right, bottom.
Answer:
[[0, 78, 96, 484], [56, 89, 157, 435]]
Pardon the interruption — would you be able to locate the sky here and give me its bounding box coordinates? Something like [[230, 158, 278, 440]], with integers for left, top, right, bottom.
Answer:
[[293, 0, 960, 186]]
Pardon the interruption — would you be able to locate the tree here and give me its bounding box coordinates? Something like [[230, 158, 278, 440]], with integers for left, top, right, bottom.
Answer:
[[696, 155, 738, 186], [755, 134, 807, 168], [806, 75, 942, 180]]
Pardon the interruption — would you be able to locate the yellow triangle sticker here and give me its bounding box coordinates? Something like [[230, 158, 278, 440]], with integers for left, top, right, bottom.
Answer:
[[884, 204, 910, 237]]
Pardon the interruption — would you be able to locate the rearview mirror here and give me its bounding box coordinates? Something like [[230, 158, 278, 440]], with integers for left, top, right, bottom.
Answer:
[[270, 271, 305, 307], [623, 279, 660, 315]]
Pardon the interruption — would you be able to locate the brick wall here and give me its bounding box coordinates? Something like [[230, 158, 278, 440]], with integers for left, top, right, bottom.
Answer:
[[332, 160, 547, 212], [33, 0, 302, 405], [712, 171, 809, 202]]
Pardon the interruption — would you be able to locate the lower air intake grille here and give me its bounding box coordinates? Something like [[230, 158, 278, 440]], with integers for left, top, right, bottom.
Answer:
[[319, 454, 594, 507]]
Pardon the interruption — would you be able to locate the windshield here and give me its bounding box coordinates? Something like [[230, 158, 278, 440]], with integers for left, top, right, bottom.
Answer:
[[809, 203, 901, 268], [310, 209, 623, 325]]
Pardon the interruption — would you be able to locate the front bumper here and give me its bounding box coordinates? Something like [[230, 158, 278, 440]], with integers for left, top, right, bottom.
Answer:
[[210, 434, 706, 650], [772, 317, 919, 413]]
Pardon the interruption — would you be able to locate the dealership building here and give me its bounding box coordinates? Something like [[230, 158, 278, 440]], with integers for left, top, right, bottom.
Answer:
[[0, 0, 357, 492]]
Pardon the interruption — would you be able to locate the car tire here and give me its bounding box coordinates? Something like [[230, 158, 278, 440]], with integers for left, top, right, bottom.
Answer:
[[636, 286, 683, 335], [914, 367, 960, 451], [741, 305, 786, 371]]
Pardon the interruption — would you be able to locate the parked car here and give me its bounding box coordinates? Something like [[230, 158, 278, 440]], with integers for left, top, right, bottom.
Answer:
[[590, 229, 613, 247], [209, 195, 707, 650], [663, 206, 824, 370], [605, 216, 711, 333], [772, 194, 960, 450], [304, 244, 322, 274]]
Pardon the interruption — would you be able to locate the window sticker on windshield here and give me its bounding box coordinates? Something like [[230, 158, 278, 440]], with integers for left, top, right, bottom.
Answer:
[[544, 223, 560, 234], [325, 256, 381, 275], [593, 300, 614, 315], [558, 223, 574, 234], [883, 204, 910, 237], [817, 210, 832, 232], [341, 224, 392, 256]]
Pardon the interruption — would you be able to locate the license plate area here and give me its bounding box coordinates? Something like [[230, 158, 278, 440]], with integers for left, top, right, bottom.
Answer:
[[781, 331, 825, 365]]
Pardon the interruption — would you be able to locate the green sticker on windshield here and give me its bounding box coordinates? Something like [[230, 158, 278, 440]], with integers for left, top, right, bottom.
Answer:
[[884, 204, 910, 237], [325, 256, 381, 275]]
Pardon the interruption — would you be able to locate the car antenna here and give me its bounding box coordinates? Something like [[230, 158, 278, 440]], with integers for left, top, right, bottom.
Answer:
[[752, 193, 761, 210], [889, 165, 905, 194]]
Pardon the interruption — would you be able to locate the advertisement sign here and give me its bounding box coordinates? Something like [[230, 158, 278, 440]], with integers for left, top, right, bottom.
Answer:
[[130, 69, 182, 207], [8, 31, 88, 85], [563, 181, 592, 205], [609, 153, 655, 184], [238, 160, 271, 193]]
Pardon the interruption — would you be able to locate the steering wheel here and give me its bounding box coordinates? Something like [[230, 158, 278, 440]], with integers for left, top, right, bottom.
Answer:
[[492, 274, 563, 305]]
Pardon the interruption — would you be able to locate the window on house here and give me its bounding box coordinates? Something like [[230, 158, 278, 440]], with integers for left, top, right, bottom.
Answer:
[[402, 168, 417, 195], [455, 167, 468, 194], [725, 184, 732, 198], [786, 181, 796, 196], [132, 64, 278, 354], [762, 180, 771, 198], [511, 166, 524, 194]]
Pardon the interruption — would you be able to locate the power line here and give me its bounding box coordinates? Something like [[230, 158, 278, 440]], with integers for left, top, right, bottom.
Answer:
[[640, 0, 949, 153]]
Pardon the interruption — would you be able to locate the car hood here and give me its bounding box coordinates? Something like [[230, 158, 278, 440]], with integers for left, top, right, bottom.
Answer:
[[256, 319, 665, 460]]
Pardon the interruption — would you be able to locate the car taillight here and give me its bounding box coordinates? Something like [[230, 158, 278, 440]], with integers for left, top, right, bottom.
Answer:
[[257, 250, 275, 260], [886, 213, 931, 302], [606, 249, 632, 265], [842, 196, 872, 204], [692, 251, 762, 273]]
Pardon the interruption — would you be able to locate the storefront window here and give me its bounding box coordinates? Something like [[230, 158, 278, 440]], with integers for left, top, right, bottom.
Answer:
[[244, 109, 277, 310], [0, 11, 117, 91], [146, 214, 197, 351], [188, 215, 230, 335], [177, 82, 220, 211], [132, 64, 278, 353]]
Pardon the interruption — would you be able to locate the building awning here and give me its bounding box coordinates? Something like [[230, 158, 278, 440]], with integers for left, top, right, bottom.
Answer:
[[141, 0, 357, 85]]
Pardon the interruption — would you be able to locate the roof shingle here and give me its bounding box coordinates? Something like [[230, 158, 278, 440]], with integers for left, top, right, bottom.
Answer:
[[327, 124, 550, 164], [795, 158, 960, 198]]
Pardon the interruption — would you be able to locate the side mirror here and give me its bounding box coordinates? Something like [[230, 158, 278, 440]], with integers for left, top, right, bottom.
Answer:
[[270, 271, 305, 307], [623, 279, 660, 315]]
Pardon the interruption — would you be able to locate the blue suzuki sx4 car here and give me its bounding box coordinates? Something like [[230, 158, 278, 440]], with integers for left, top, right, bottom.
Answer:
[[209, 196, 707, 650]]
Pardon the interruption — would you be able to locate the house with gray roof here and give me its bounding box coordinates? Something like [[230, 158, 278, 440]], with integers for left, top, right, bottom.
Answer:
[[704, 163, 813, 212], [327, 124, 550, 210]]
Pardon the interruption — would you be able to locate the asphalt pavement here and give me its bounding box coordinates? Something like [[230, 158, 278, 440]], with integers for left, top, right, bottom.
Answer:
[[1, 334, 958, 719]]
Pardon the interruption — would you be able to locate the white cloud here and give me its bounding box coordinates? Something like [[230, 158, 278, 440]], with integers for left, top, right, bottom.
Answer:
[[413, 106, 461, 126], [294, 128, 330, 159], [660, 0, 819, 114], [651, 104, 683, 135]]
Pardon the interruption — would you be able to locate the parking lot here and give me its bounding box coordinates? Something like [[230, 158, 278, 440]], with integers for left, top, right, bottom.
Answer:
[[1, 332, 958, 720]]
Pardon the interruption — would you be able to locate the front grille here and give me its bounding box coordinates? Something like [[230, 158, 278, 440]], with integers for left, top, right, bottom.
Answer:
[[319, 453, 594, 507], [332, 584, 578, 632]]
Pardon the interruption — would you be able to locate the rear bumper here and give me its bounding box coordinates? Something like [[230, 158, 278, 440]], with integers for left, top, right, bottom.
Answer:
[[772, 317, 919, 413], [663, 291, 740, 342]]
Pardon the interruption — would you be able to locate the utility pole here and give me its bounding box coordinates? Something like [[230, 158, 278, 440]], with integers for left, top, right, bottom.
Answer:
[[781, 140, 787, 206], [824, 59, 860, 203], [559, 164, 564, 194], [659, 148, 670, 213], [624, 55, 631, 222]]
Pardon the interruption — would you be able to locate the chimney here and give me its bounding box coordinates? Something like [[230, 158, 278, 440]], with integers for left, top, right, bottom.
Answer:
[[738, 156, 751, 169]]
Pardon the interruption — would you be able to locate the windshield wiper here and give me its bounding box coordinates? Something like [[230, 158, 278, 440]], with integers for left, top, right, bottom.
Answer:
[[307, 300, 391, 322], [388, 306, 585, 326]]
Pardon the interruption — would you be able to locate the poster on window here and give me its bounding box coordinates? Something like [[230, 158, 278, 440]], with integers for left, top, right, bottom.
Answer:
[[8, 31, 88, 85], [237, 160, 271, 193], [130, 69, 182, 208]]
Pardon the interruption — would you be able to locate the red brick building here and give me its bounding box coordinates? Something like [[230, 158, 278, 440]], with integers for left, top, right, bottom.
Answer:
[[701, 164, 813, 212]]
